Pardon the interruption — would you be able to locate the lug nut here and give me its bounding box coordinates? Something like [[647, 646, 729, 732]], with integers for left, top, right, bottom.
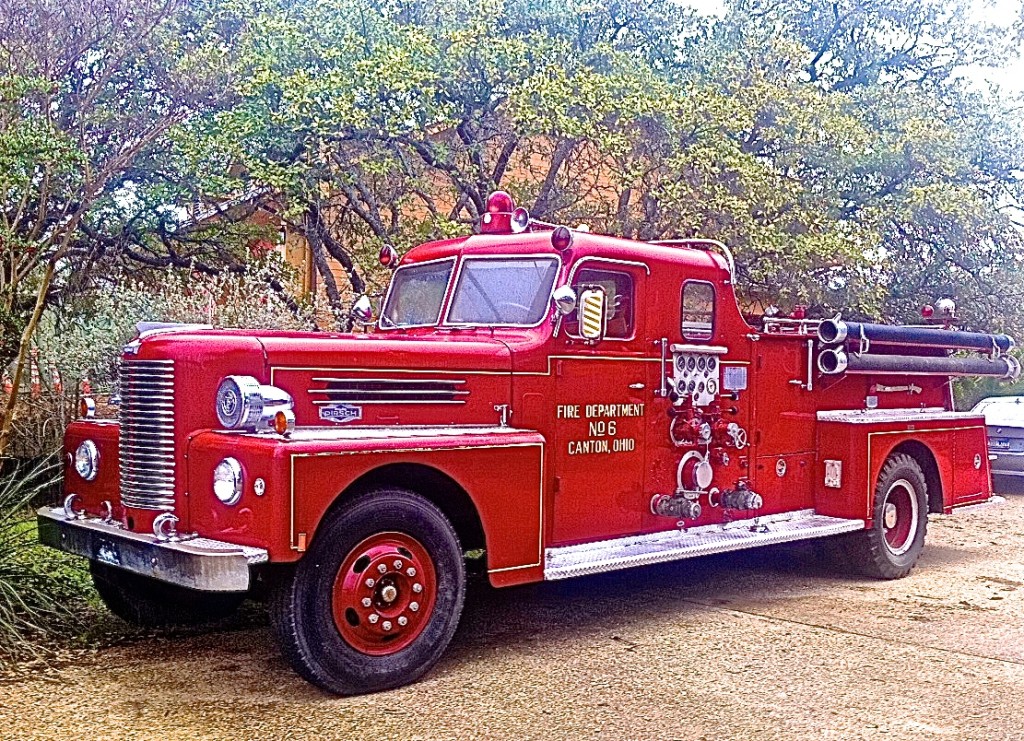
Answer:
[[361, 597, 372, 608], [407, 567, 417, 577], [377, 563, 387, 574], [368, 613, 379, 624], [412, 583, 423, 593], [393, 560, 403, 569], [382, 621, 392, 631], [410, 602, 419, 612], [365, 578, 375, 588], [398, 616, 408, 626]]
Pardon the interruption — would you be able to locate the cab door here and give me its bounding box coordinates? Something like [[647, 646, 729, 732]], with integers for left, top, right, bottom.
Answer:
[[550, 261, 652, 546]]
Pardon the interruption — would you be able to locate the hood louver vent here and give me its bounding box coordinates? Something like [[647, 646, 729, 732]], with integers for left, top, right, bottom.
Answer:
[[309, 377, 468, 405]]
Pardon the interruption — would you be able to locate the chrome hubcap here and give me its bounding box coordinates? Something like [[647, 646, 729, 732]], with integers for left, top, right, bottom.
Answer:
[[883, 502, 898, 529]]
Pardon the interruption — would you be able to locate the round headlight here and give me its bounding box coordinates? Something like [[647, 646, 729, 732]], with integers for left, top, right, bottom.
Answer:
[[216, 376, 263, 429], [213, 457, 243, 505], [74, 440, 99, 481]]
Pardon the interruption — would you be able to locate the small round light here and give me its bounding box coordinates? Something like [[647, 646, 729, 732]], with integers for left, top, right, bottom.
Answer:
[[486, 191, 515, 213], [551, 225, 573, 251], [74, 440, 99, 481], [79, 397, 96, 418], [216, 376, 263, 429], [273, 409, 294, 435], [379, 244, 399, 268], [213, 457, 243, 505], [921, 304, 934, 319]]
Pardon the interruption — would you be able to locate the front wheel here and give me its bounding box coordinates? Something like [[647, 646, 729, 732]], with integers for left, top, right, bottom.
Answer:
[[270, 488, 466, 695], [848, 452, 928, 579]]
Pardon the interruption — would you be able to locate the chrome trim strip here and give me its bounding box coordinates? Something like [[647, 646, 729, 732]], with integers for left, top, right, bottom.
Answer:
[[817, 408, 971, 423], [310, 377, 467, 385], [312, 399, 467, 406], [309, 389, 469, 397]]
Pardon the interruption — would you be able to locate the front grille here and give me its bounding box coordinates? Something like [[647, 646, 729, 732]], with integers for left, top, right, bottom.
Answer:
[[119, 359, 176, 511]]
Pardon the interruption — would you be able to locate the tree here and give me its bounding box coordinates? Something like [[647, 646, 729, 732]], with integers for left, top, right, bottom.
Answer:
[[191, 0, 1024, 333], [0, 0, 242, 455]]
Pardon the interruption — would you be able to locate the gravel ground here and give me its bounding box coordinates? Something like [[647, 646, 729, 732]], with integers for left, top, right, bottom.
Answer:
[[4, 494, 1024, 740]]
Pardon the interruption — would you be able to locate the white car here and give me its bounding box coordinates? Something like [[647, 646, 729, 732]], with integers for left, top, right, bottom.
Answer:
[[972, 395, 1024, 486]]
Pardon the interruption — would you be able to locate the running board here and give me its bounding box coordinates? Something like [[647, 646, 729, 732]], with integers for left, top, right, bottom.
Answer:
[[544, 509, 865, 580]]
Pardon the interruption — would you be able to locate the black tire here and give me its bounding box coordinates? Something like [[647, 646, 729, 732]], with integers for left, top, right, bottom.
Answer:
[[270, 488, 466, 695], [847, 453, 928, 579], [90, 561, 245, 627]]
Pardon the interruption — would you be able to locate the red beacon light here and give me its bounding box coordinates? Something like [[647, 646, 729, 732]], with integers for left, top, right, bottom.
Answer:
[[921, 304, 934, 319], [486, 191, 515, 214], [481, 191, 530, 234]]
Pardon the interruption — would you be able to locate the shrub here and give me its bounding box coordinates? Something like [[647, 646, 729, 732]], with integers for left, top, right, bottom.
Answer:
[[0, 457, 91, 667]]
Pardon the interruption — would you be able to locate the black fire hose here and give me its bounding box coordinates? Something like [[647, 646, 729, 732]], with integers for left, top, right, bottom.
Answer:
[[818, 319, 1014, 354], [817, 347, 1020, 379]]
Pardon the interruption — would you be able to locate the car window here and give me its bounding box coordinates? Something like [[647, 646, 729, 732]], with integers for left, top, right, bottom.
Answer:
[[681, 281, 715, 341], [566, 268, 635, 339]]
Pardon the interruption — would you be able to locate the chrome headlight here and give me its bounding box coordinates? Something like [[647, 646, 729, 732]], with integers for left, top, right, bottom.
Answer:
[[213, 457, 243, 505], [216, 376, 264, 429], [74, 440, 99, 481], [216, 375, 294, 432]]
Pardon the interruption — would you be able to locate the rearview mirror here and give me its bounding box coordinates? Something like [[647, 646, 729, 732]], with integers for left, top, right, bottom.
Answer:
[[578, 287, 606, 342], [350, 295, 374, 327], [552, 285, 577, 316]]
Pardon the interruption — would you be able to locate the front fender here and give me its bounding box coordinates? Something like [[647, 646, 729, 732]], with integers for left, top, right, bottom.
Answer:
[[187, 426, 547, 586]]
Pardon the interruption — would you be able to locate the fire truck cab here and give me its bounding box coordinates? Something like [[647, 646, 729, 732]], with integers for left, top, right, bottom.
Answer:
[[40, 192, 1019, 694]]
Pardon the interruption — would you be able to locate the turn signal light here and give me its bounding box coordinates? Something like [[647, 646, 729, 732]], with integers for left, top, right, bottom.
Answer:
[[79, 397, 96, 418], [273, 409, 295, 435]]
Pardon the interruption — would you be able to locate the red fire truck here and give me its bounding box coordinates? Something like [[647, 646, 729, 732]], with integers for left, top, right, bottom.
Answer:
[[40, 191, 1019, 694]]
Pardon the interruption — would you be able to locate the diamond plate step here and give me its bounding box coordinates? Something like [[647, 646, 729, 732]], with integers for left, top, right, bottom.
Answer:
[[544, 509, 864, 580]]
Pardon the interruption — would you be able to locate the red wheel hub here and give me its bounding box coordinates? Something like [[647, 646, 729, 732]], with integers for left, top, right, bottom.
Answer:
[[331, 532, 437, 656], [882, 480, 918, 556]]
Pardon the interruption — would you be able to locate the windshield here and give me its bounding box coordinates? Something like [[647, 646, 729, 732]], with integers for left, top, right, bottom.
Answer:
[[447, 257, 559, 326], [381, 259, 454, 327]]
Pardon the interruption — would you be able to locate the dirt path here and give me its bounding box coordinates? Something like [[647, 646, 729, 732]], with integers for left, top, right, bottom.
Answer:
[[4, 496, 1024, 740]]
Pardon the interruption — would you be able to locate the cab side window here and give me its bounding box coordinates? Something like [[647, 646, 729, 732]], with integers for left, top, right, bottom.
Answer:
[[681, 281, 715, 341], [567, 268, 635, 339]]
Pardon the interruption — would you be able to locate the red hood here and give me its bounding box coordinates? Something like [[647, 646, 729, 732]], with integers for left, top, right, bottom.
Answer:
[[131, 328, 513, 430]]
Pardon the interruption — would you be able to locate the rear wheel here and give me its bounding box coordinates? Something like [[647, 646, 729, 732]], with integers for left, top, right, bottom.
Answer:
[[90, 562, 245, 627], [270, 488, 465, 695], [848, 453, 928, 579]]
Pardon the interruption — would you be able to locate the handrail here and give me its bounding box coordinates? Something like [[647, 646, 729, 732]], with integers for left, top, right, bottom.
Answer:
[[650, 238, 735, 279]]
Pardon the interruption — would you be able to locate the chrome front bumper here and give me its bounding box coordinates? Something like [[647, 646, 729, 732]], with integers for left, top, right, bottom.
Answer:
[[37, 507, 268, 592]]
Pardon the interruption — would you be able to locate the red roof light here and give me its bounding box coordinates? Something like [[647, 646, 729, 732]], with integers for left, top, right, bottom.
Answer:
[[486, 191, 515, 214]]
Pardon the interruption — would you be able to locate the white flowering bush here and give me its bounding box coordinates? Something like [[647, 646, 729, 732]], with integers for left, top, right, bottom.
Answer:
[[8, 258, 316, 458]]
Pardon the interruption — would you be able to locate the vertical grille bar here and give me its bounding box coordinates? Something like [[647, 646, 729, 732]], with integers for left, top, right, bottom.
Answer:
[[118, 359, 176, 511]]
